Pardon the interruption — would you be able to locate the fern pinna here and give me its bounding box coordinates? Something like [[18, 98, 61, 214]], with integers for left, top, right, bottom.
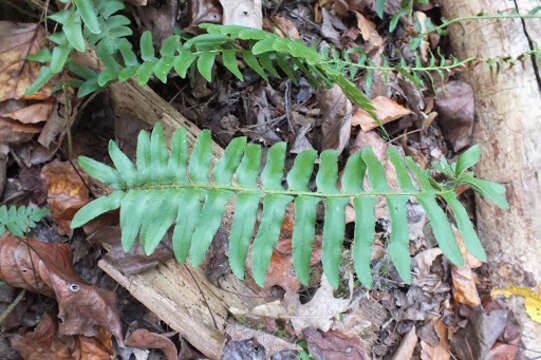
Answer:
[[71, 124, 507, 288], [0, 206, 49, 237]]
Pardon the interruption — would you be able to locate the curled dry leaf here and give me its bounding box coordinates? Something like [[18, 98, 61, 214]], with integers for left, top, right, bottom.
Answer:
[[264, 16, 299, 40], [435, 81, 474, 152], [219, 0, 263, 28], [0, 22, 53, 102], [125, 329, 177, 360], [225, 324, 300, 360], [353, 11, 383, 53], [352, 96, 412, 132], [318, 84, 353, 155], [41, 160, 90, 237], [0, 233, 122, 339], [1, 102, 54, 124], [10, 313, 115, 360]]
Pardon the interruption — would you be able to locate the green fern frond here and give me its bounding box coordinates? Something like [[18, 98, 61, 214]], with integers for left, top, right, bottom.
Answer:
[[71, 124, 508, 288], [0, 205, 50, 237]]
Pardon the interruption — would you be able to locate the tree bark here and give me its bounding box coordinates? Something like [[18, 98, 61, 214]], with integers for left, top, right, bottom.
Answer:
[[441, 0, 541, 353]]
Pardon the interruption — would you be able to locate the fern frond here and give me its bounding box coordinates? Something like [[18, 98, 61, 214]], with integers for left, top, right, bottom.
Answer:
[[71, 124, 508, 288], [0, 205, 50, 237]]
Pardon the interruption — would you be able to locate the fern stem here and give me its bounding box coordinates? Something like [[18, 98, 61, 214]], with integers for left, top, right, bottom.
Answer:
[[323, 57, 477, 72], [128, 183, 455, 198], [420, 13, 541, 38]]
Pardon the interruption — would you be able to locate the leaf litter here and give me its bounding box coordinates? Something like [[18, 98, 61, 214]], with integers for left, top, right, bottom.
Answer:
[[0, 0, 528, 359]]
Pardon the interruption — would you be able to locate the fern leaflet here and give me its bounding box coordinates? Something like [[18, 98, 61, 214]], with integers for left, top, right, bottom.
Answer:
[[0, 205, 50, 237]]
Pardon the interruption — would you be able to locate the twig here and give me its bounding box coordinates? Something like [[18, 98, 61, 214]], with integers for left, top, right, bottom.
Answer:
[[0, 290, 26, 326], [183, 265, 218, 329]]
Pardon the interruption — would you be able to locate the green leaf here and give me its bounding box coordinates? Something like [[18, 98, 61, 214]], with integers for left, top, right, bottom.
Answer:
[[275, 54, 298, 85], [251, 194, 293, 286], [140, 31, 155, 62], [74, 0, 101, 34], [222, 50, 243, 81], [252, 38, 275, 55], [136, 129, 151, 183], [189, 190, 234, 266], [362, 148, 392, 192], [229, 191, 263, 279], [441, 191, 486, 262], [197, 52, 216, 82], [259, 53, 280, 78], [172, 189, 202, 263], [236, 144, 261, 189], [71, 191, 124, 228], [287, 150, 317, 192], [27, 48, 52, 63], [387, 196, 411, 283], [149, 123, 169, 184], [154, 57, 175, 83], [292, 195, 320, 285], [108, 140, 138, 187], [352, 197, 378, 288], [342, 152, 366, 194], [77, 78, 100, 97], [136, 61, 155, 85], [189, 130, 212, 184], [168, 127, 189, 184], [140, 189, 179, 255], [173, 51, 197, 78], [459, 175, 509, 210], [25, 66, 54, 96], [213, 137, 247, 185], [261, 142, 286, 190], [321, 197, 349, 288], [160, 35, 180, 57], [376, 0, 385, 18], [456, 145, 480, 176], [64, 11, 86, 52], [119, 189, 150, 251], [78, 155, 124, 188], [119, 38, 139, 67], [50, 45, 72, 74], [242, 51, 269, 82]]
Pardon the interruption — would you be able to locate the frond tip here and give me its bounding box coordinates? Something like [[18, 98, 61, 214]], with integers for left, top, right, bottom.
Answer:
[[0, 205, 50, 237], [71, 123, 508, 289]]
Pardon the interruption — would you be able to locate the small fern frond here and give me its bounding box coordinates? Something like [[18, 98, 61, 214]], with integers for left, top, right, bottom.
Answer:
[[71, 124, 507, 288], [0, 205, 50, 237]]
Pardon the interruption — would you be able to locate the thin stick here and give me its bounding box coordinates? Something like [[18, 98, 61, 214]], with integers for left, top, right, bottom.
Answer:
[[183, 265, 218, 329], [0, 290, 26, 326]]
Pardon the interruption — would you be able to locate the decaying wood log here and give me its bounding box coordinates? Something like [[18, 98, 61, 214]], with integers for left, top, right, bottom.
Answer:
[[442, 0, 541, 353], [95, 80, 269, 359]]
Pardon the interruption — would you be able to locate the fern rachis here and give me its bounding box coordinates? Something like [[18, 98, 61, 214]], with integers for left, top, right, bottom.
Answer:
[[70, 123, 507, 289]]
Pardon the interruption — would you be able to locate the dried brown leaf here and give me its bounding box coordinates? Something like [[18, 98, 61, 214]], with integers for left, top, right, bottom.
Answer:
[[2, 102, 54, 124], [353, 11, 383, 52], [452, 228, 481, 307], [41, 160, 90, 237], [318, 84, 352, 154], [226, 324, 300, 360], [0, 234, 122, 339], [125, 329, 177, 360], [303, 328, 369, 360], [435, 81, 474, 152], [352, 96, 412, 131], [391, 326, 418, 360], [0, 22, 53, 101], [264, 16, 299, 39], [190, 0, 222, 28]]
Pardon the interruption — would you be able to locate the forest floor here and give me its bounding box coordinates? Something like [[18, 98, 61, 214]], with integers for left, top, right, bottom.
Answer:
[[0, 0, 529, 359]]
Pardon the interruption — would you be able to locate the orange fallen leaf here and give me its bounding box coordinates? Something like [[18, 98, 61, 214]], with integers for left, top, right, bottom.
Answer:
[[11, 313, 115, 360], [352, 96, 412, 132], [451, 228, 481, 307], [0, 22, 53, 102], [41, 160, 90, 237]]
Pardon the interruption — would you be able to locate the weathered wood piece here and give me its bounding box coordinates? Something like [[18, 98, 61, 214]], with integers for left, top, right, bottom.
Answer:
[[442, 0, 541, 352]]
